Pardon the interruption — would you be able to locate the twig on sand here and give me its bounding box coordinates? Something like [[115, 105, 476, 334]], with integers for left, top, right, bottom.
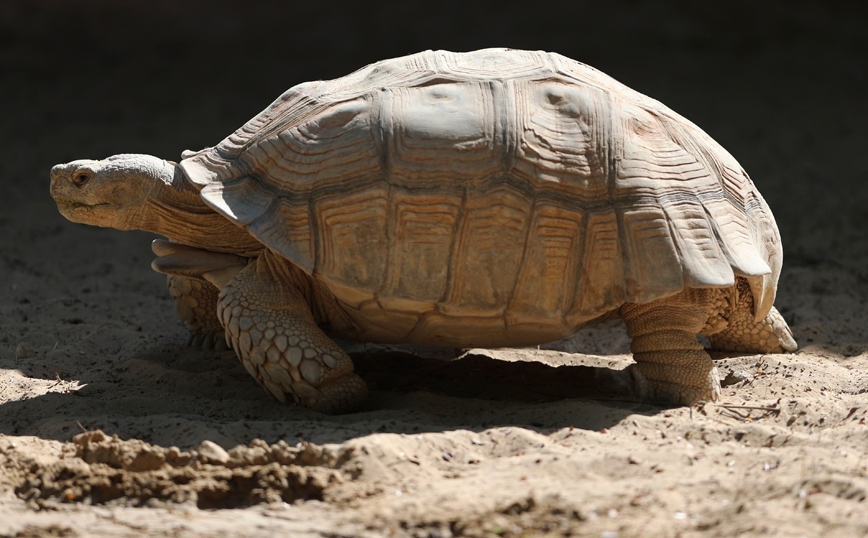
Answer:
[[717, 403, 781, 413], [691, 400, 783, 421], [715, 401, 782, 421]]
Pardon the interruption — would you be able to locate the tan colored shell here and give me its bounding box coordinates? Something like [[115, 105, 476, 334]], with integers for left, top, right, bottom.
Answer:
[[180, 48, 782, 346]]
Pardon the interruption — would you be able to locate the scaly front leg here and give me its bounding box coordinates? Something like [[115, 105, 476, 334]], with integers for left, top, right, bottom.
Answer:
[[218, 254, 368, 414]]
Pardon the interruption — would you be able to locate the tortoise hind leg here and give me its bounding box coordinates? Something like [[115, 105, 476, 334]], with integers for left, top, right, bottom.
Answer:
[[706, 279, 797, 353], [620, 288, 722, 405], [219, 255, 368, 414], [167, 275, 226, 350], [152, 240, 244, 351]]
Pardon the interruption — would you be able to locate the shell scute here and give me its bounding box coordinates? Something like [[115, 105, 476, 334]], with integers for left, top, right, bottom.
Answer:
[[386, 82, 500, 183], [509, 78, 611, 200]]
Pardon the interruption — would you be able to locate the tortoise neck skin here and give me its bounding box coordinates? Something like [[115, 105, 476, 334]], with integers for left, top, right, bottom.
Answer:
[[50, 154, 263, 257], [136, 165, 263, 256]]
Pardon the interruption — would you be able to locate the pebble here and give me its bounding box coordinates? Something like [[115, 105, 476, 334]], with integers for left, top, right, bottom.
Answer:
[[15, 343, 35, 359], [197, 440, 230, 464]]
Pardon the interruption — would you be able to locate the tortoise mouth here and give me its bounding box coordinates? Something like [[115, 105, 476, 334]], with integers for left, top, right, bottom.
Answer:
[[54, 199, 113, 222], [55, 199, 110, 210]]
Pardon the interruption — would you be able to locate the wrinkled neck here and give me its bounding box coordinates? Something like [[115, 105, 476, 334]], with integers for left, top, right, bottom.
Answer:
[[130, 165, 263, 256]]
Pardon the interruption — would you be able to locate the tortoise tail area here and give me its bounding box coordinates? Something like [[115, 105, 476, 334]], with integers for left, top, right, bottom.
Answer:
[[609, 95, 781, 320]]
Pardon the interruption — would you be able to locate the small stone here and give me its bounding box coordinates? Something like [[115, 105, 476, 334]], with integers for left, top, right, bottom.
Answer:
[[722, 370, 751, 387], [198, 440, 230, 464], [15, 343, 35, 359]]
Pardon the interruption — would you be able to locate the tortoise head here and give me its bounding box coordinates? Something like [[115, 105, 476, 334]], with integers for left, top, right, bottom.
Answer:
[[50, 154, 179, 229]]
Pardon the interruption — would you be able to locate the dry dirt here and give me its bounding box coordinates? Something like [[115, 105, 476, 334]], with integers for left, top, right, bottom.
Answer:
[[1, 1, 867, 537]]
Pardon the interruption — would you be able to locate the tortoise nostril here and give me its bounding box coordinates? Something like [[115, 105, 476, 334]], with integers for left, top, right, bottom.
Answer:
[[49, 165, 67, 182]]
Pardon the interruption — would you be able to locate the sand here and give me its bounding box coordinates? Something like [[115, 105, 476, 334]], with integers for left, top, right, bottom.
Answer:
[[1, 1, 866, 536]]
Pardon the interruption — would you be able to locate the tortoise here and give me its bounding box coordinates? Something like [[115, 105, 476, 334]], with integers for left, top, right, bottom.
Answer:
[[50, 48, 796, 413]]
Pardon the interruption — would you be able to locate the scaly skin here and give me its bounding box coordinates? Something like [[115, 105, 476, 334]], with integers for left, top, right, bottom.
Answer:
[[218, 251, 367, 414], [621, 288, 723, 404], [707, 279, 797, 353], [621, 280, 796, 405], [167, 275, 226, 350]]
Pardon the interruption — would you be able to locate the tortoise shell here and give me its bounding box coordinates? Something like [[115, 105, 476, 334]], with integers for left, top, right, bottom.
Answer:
[[180, 48, 781, 346]]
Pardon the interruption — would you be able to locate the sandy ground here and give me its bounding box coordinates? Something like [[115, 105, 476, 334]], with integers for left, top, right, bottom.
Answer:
[[1, 1, 867, 536]]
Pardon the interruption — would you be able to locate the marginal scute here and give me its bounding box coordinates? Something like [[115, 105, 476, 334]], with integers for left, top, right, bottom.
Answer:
[[618, 204, 683, 303], [379, 190, 461, 309], [314, 188, 389, 292], [571, 209, 626, 320], [439, 186, 532, 318], [199, 178, 273, 224], [506, 200, 583, 324]]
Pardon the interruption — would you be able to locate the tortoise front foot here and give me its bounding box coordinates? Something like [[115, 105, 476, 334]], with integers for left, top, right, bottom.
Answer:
[[187, 330, 227, 351], [167, 275, 227, 351], [219, 259, 368, 414]]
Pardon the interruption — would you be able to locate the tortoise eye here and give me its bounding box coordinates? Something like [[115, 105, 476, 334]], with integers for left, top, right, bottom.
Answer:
[[73, 171, 93, 187]]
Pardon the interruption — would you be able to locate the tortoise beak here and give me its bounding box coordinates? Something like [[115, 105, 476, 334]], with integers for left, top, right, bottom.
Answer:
[[50, 162, 73, 184], [49, 161, 98, 216], [49, 163, 75, 199]]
